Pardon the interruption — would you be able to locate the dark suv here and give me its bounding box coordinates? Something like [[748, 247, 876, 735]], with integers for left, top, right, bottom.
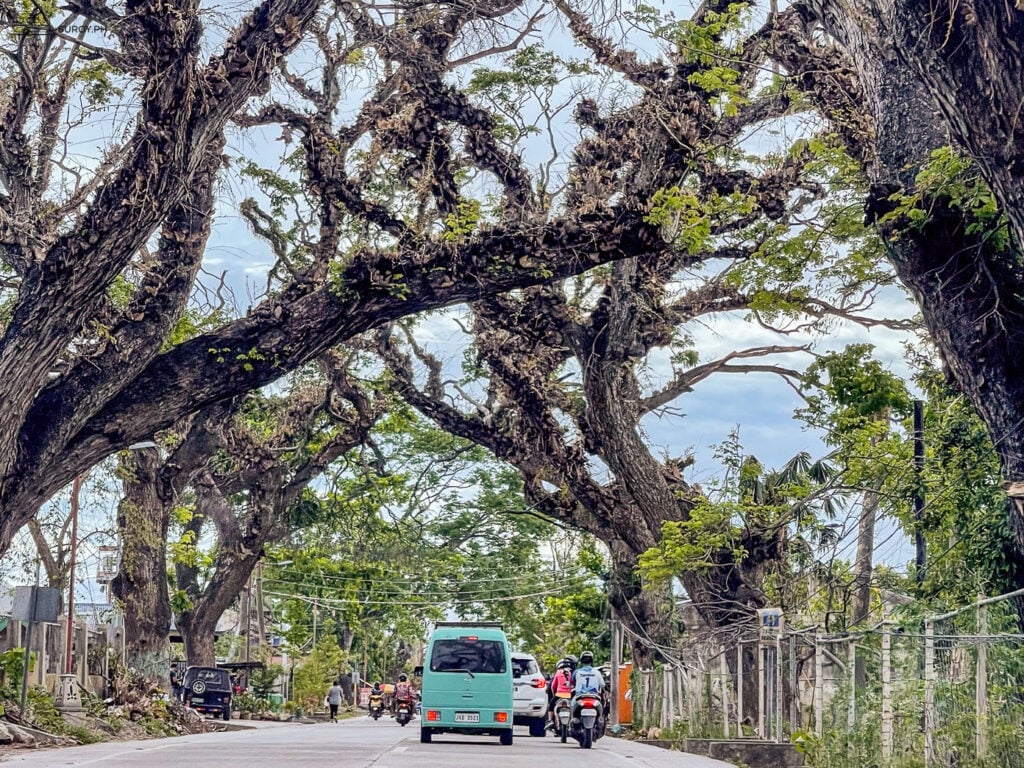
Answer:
[[182, 666, 232, 720]]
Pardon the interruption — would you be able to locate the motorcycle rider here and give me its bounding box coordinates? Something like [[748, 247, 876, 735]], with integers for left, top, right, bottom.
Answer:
[[573, 649, 604, 715], [571, 650, 605, 743], [393, 673, 414, 717], [547, 658, 574, 730], [572, 650, 603, 696], [368, 680, 384, 713]]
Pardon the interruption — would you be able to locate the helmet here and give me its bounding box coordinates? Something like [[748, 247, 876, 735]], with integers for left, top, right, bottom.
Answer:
[[398, 673, 408, 682], [565, 654, 579, 670], [555, 658, 570, 670], [579, 650, 594, 666]]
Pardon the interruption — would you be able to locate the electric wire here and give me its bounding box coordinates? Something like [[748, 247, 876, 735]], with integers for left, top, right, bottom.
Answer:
[[262, 580, 584, 608]]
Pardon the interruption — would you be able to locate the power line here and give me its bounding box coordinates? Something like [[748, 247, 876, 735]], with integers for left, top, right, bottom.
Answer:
[[263, 580, 584, 608], [263, 563, 594, 586], [260, 571, 594, 599]]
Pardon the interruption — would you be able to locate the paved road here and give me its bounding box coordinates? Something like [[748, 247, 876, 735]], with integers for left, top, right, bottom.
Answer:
[[1, 716, 734, 767]]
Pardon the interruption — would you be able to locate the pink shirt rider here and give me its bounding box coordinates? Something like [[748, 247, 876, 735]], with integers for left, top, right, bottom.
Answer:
[[551, 669, 573, 696], [395, 681, 413, 702]]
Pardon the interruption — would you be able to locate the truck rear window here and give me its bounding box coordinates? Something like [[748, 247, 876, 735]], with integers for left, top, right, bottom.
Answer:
[[185, 668, 229, 687], [430, 638, 507, 674], [512, 657, 539, 676]]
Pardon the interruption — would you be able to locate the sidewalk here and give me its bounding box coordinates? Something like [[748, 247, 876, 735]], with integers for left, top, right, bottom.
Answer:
[[602, 736, 735, 767], [221, 718, 298, 731]]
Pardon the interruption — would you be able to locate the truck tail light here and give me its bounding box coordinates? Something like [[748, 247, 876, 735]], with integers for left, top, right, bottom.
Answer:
[[494, 712, 509, 723]]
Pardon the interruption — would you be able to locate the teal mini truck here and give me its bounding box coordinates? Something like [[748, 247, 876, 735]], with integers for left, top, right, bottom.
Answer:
[[416, 622, 514, 746]]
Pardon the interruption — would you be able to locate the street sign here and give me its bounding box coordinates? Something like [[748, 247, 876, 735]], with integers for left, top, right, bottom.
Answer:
[[13, 585, 61, 714], [96, 545, 120, 584], [11, 586, 60, 623], [757, 607, 784, 644]]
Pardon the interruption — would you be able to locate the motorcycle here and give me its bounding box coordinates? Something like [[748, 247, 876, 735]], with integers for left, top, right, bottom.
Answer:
[[569, 692, 605, 749], [395, 699, 413, 727], [369, 693, 384, 720], [552, 694, 572, 743]]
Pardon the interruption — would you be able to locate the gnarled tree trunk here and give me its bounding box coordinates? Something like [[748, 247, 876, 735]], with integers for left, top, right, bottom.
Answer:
[[606, 541, 676, 670], [110, 447, 173, 685], [176, 612, 219, 669], [792, 2, 1024, 607]]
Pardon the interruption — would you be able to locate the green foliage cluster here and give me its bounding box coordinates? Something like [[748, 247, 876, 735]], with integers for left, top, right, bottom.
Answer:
[[529, 542, 611, 668], [906, 357, 1022, 601], [802, 345, 913, 431], [466, 44, 593, 147], [164, 309, 229, 350], [9, 0, 57, 37], [241, 160, 305, 220], [0, 648, 28, 690], [883, 148, 1011, 253], [729, 137, 892, 326], [638, 499, 743, 578], [442, 199, 481, 242], [292, 644, 349, 713], [73, 61, 124, 105], [629, 2, 752, 115], [639, 429, 839, 616], [644, 186, 756, 253], [249, 663, 285, 700]]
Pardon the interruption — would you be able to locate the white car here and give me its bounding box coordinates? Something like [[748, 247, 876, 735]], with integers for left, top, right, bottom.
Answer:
[[511, 652, 548, 737]]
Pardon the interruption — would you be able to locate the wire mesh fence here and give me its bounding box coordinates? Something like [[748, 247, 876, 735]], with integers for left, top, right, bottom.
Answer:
[[926, 597, 1024, 768], [627, 589, 1024, 767]]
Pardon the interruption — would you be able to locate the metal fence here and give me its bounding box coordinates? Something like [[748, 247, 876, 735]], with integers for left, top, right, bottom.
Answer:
[[626, 589, 1024, 767]]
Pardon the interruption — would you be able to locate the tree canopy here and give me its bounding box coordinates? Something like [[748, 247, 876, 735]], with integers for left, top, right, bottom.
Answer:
[[6, 0, 1024, 669], [0, 0, 671, 556]]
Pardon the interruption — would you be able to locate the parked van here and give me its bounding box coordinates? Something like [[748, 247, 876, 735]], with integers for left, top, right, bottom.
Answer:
[[416, 622, 514, 745]]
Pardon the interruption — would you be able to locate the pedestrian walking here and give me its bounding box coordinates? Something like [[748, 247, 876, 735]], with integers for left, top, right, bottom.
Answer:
[[170, 667, 183, 702], [327, 680, 343, 722]]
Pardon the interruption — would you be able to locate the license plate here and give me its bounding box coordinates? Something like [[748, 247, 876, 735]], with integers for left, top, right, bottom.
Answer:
[[454, 712, 480, 723], [192, 698, 204, 703]]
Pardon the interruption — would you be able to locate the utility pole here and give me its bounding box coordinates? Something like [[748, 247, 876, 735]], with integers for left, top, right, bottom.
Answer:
[[914, 399, 927, 592], [20, 563, 40, 714], [610, 618, 620, 729], [56, 477, 84, 711], [241, 574, 252, 665], [256, 561, 266, 655], [64, 475, 82, 676], [313, 598, 318, 650]]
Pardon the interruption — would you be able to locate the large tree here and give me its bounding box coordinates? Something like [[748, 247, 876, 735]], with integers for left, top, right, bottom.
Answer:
[[108, 349, 382, 675], [374, 2, 909, 663], [0, 0, 669, 555], [784, 1, 1024, 595]]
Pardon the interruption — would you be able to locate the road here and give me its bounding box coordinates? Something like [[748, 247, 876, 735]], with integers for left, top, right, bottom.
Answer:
[[0, 716, 734, 767]]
